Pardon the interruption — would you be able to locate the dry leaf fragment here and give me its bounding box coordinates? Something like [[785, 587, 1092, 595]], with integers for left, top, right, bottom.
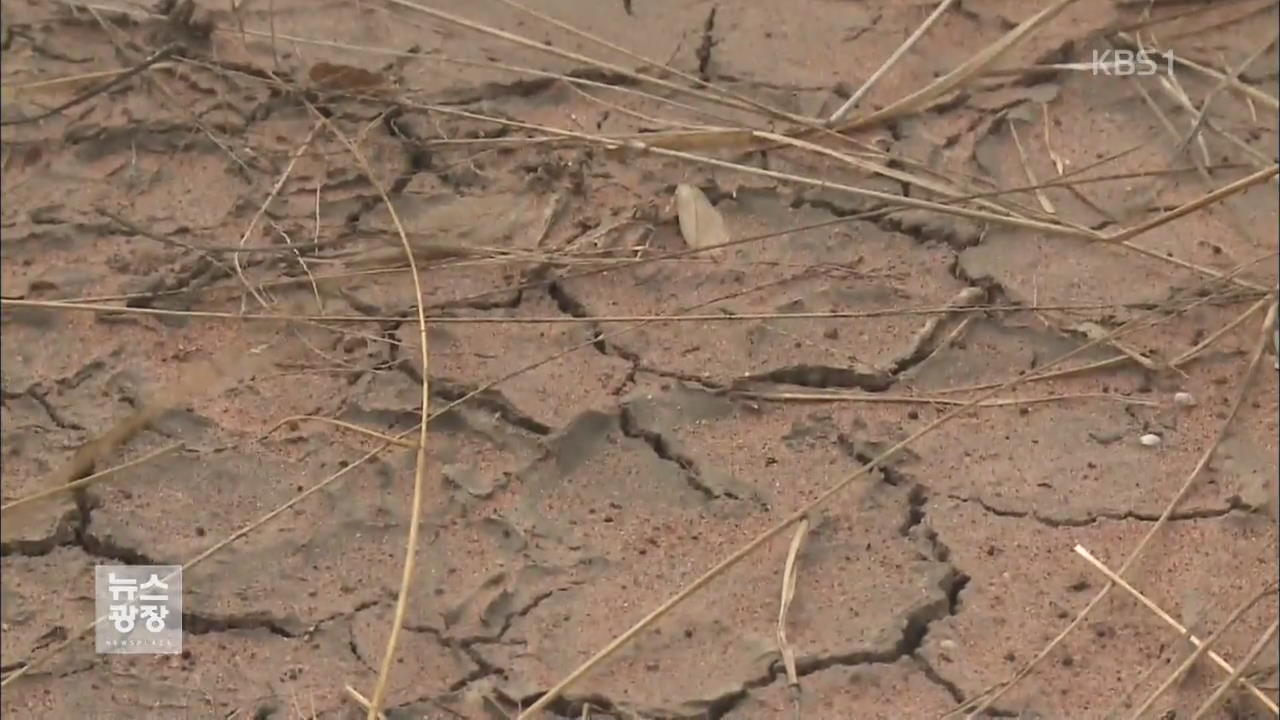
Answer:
[[637, 129, 754, 152], [674, 183, 729, 258], [308, 62, 389, 93]]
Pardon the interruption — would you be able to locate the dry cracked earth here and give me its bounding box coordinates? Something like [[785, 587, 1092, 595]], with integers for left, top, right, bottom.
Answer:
[[1, 0, 1278, 718]]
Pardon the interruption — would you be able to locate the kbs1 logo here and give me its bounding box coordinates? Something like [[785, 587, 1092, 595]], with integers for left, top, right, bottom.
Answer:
[[1091, 49, 1173, 77]]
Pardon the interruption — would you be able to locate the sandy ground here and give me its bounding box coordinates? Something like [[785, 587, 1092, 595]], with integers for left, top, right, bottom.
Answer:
[[1, 0, 1278, 718]]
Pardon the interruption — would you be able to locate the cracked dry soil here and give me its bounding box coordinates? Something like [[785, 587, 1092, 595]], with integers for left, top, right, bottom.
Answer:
[[1, 0, 1278, 718]]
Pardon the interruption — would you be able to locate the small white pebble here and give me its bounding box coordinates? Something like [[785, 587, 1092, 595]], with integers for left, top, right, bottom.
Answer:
[[1139, 433, 1162, 447], [1173, 392, 1196, 407]]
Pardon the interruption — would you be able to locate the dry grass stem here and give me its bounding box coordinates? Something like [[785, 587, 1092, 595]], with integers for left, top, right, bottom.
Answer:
[[381, 0, 806, 123], [491, 0, 797, 125], [518, 274, 1254, 717], [777, 517, 810, 720], [298, 106, 432, 720], [1073, 545, 1278, 714], [1191, 621, 1280, 719], [0, 428, 399, 689], [5, 3, 1276, 717], [835, 0, 1078, 131], [231, 122, 320, 308], [0, 442, 183, 515], [9, 298, 1218, 326], [734, 391, 1158, 408], [1172, 295, 1272, 367], [1115, 31, 1280, 110], [343, 685, 388, 720], [826, 0, 960, 124], [1176, 31, 1277, 157], [384, 98, 1271, 291], [960, 301, 1279, 717], [1008, 118, 1056, 214], [1122, 576, 1279, 718], [264, 415, 417, 448]]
